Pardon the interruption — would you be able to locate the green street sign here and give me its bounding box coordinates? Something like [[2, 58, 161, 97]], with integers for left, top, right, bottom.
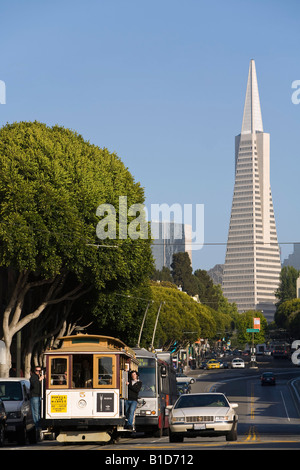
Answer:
[[247, 328, 260, 333]]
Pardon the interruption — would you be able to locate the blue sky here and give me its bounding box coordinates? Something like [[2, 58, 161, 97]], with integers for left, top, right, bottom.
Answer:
[[0, 0, 299, 271]]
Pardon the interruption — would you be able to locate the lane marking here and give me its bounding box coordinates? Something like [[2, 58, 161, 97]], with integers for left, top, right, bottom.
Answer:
[[280, 390, 291, 421], [250, 382, 255, 419], [244, 425, 260, 441]]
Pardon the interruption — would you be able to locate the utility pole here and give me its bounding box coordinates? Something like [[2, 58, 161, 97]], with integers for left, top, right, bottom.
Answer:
[[150, 302, 164, 352], [137, 301, 152, 348]]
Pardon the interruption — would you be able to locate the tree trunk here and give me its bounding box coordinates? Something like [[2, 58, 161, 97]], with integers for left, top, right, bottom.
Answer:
[[24, 350, 32, 379], [1, 269, 88, 378], [0, 336, 12, 378]]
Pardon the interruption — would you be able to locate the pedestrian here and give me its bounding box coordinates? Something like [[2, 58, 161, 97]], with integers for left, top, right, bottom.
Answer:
[[30, 366, 45, 430], [125, 370, 142, 430]]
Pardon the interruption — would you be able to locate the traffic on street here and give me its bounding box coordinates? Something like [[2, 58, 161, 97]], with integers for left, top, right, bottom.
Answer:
[[2, 353, 300, 451]]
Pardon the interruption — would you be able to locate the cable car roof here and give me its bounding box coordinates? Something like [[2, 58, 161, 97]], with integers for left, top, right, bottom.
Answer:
[[44, 334, 137, 358]]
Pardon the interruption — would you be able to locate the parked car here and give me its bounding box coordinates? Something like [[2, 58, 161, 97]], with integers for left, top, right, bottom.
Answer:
[[206, 359, 220, 370], [0, 398, 7, 446], [167, 392, 238, 442], [176, 373, 195, 384], [219, 361, 229, 369], [261, 372, 276, 386], [0, 378, 37, 445], [231, 358, 245, 369]]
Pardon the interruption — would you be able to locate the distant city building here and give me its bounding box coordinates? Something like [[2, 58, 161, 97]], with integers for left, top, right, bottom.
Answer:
[[151, 221, 192, 271], [222, 60, 281, 322], [282, 244, 300, 270]]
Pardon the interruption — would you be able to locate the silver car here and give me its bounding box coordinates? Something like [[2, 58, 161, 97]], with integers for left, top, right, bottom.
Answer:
[[167, 392, 238, 442]]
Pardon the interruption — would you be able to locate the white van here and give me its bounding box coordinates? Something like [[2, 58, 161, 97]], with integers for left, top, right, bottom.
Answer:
[[0, 378, 37, 444]]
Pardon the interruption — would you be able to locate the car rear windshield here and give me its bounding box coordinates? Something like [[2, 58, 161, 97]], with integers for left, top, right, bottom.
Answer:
[[175, 394, 229, 408]]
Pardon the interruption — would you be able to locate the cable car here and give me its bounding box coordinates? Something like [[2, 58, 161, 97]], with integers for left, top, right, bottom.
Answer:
[[41, 334, 138, 443]]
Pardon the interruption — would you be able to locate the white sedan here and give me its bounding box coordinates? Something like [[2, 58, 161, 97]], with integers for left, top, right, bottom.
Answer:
[[231, 358, 245, 369], [167, 393, 238, 442], [176, 373, 195, 384]]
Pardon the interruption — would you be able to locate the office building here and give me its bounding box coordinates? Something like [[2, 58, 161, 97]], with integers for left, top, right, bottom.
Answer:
[[282, 244, 300, 270], [151, 221, 192, 271], [222, 60, 281, 322]]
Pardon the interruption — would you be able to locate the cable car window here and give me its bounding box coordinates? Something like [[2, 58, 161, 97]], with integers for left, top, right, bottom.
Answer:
[[73, 354, 93, 388], [49, 357, 68, 387], [94, 356, 115, 387]]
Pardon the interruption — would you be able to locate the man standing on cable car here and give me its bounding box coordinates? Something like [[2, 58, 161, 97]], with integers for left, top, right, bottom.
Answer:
[[125, 371, 142, 430]]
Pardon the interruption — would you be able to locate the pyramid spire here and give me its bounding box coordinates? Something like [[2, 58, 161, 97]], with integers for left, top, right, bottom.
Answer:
[[241, 59, 263, 134]]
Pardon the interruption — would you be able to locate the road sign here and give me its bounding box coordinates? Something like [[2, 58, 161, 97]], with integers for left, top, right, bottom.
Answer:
[[247, 328, 260, 333]]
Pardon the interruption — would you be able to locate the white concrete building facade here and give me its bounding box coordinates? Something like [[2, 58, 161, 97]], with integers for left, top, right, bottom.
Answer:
[[222, 60, 281, 322]]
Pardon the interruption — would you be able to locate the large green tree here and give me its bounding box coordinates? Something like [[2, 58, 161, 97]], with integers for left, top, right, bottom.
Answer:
[[236, 311, 267, 346], [171, 252, 196, 294], [275, 266, 300, 305], [274, 298, 300, 332], [0, 121, 153, 376]]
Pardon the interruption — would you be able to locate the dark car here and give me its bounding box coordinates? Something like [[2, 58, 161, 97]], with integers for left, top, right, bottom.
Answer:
[[0, 398, 7, 446], [261, 372, 276, 386], [220, 361, 229, 369], [176, 381, 191, 396]]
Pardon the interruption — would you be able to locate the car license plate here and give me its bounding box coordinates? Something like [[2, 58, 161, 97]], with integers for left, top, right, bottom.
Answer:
[[194, 424, 206, 430]]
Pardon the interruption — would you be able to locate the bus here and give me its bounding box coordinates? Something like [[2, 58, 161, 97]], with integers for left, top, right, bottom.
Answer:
[[132, 347, 177, 436], [41, 334, 138, 443]]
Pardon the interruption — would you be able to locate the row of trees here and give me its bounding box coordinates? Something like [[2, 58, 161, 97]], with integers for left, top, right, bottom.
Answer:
[[0, 121, 153, 376]]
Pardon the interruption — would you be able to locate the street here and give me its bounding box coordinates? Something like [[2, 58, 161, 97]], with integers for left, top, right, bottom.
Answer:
[[3, 356, 300, 452]]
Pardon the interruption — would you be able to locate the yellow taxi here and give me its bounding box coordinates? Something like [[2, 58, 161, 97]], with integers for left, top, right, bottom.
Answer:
[[206, 359, 221, 369]]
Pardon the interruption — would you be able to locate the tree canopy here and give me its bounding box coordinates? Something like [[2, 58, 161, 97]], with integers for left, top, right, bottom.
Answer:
[[235, 311, 268, 346], [275, 266, 300, 305], [0, 121, 153, 375], [274, 299, 300, 335], [141, 284, 216, 350]]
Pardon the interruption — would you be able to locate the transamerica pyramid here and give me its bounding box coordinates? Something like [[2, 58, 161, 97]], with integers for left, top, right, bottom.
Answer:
[[222, 60, 281, 322]]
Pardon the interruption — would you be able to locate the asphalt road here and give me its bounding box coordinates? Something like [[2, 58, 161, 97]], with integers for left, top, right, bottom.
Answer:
[[3, 356, 300, 453]]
